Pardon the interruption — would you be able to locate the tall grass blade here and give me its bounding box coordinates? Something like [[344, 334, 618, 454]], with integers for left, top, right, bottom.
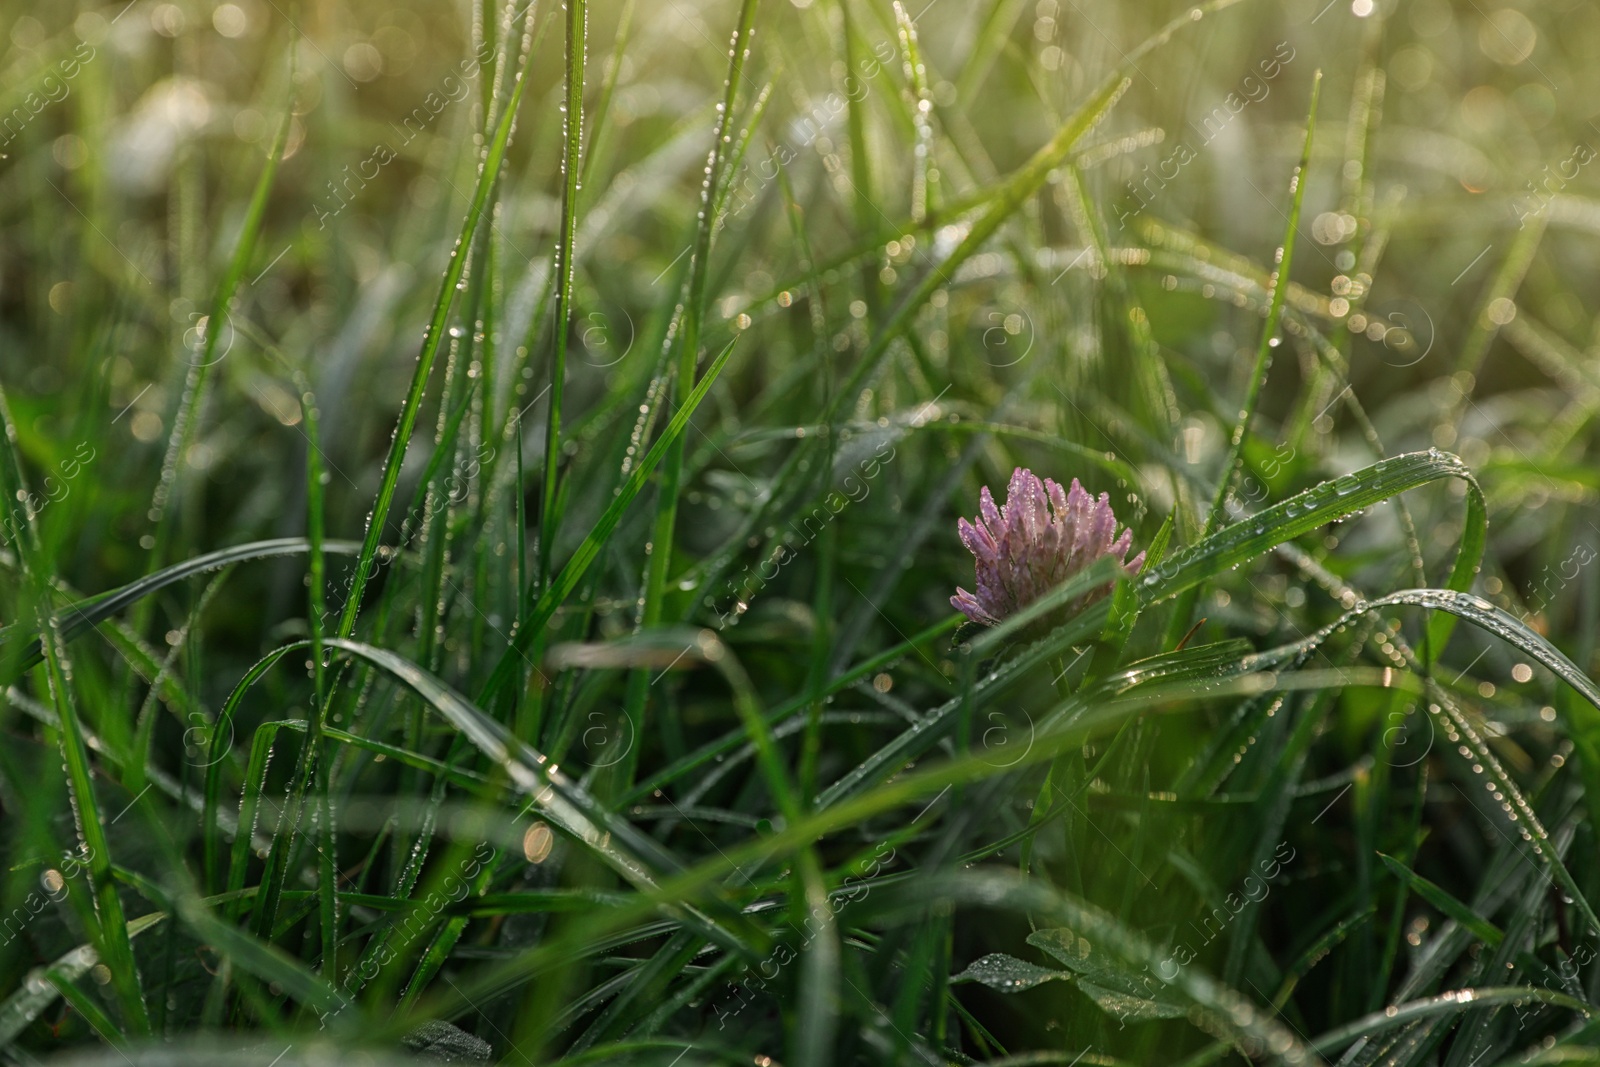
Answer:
[[334, 4, 539, 643]]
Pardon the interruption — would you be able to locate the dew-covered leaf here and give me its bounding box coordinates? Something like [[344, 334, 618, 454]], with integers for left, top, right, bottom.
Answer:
[[950, 953, 1071, 992], [1027, 927, 1187, 1020]]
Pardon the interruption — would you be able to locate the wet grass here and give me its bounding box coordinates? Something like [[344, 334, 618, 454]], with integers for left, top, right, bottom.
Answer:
[[3, 0, 1600, 1064]]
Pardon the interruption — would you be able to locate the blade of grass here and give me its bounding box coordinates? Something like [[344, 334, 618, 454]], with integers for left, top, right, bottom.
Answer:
[[333, 1, 539, 644], [391, 660, 1401, 1040], [537, 0, 588, 591], [894, 1, 937, 224], [244, 1, 542, 951], [479, 336, 742, 703], [1170, 69, 1322, 646], [323, 637, 760, 956], [0, 913, 165, 1049], [143, 85, 294, 596], [685, 0, 1245, 610], [1378, 853, 1503, 948], [37, 609, 149, 1032], [300, 385, 336, 979], [617, 0, 761, 794], [0, 538, 360, 689], [1309, 987, 1588, 1054]]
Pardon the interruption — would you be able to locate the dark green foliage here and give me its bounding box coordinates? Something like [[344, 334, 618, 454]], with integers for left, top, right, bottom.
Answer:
[[2, 1, 1599, 1064]]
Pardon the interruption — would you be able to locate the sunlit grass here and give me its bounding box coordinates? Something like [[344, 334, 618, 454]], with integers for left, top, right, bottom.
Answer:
[[3, 0, 1600, 1064]]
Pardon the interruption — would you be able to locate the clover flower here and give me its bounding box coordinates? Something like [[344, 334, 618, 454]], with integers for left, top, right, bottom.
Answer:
[[952, 468, 1145, 628]]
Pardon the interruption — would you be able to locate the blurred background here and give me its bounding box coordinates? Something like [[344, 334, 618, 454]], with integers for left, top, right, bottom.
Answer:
[[5, 0, 1600, 1061]]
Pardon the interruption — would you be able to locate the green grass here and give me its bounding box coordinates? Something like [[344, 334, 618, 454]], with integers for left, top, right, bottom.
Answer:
[[4, 0, 1600, 1064]]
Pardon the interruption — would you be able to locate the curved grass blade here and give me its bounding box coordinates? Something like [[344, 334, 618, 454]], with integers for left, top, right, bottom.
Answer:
[[0, 538, 361, 683], [321, 638, 758, 957], [864, 868, 1316, 1061], [1137, 451, 1485, 632], [0, 912, 164, 1049], [1229, 584, 1600, 942], [1309, 987, 1589, 1055], [388, 663, 1388, 1039], [201, 643, 304, 894], [1370, 588, 1600, 706], [624, 615, 958, 804]]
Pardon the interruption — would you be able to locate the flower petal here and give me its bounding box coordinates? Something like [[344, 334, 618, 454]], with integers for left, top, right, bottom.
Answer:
[[952, 588, 1002, 626], [1045, 477, 1069, 517], [958, 516, 998, 561], [1012, 468, 1048, 545], [978, 485, 1003, 541], [1085, 492, 1117, 559], [1109, 527, 1134, 563]]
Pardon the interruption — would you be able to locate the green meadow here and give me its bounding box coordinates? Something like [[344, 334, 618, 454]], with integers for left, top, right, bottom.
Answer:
[[3, 0, 1600, 1063]]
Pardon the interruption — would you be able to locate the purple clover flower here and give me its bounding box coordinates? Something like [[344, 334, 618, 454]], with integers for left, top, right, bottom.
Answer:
[[952, 468, 1146, 628]]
